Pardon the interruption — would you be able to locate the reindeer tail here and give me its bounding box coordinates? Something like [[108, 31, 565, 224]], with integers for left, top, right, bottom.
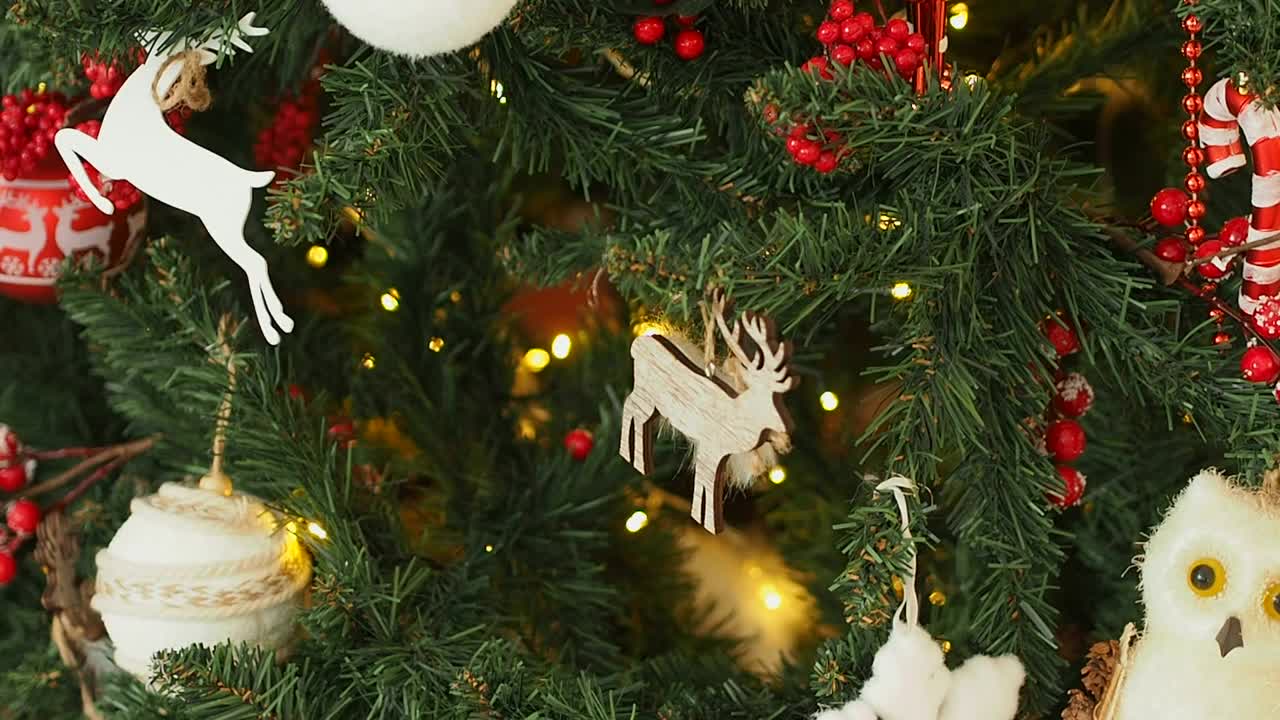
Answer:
[[247, 169, 275, 188]]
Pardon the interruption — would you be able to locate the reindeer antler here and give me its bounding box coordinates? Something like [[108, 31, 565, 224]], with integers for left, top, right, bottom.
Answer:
[[739, 313, 797, 392], [711, 289, 754, 370]]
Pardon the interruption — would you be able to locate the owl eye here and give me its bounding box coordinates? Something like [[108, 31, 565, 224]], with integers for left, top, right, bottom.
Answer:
[[1187, 558, 1226, 597], [1264, 583, 1280, 621]]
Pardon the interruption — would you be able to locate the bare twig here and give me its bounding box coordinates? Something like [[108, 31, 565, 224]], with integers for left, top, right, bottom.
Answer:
[[17, 435, 159, 500]]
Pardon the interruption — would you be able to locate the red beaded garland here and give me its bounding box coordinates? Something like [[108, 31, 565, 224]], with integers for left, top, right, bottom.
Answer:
[[1186, 225, 1207, 245], [1214, 331, 1232, 345], [1182, 14, 1203, 34], [1182, 147, 1205, 167], [1182, 40, 1202, 60], [1184, 172, 1206, 193], [1181, 67, 1203, 87]]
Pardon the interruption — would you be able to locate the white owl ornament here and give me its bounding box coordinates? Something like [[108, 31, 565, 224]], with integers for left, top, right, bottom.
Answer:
[[1107, 470, 1280, 720], [318, 0, 520, 57]]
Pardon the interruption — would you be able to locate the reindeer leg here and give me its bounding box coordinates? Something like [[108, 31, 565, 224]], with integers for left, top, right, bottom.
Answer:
[[53, 130, 115, 216], [203, 213, 283, 345], [256, 267, 294, 334], [619, 394, 656, 474], [690, 452, 726, 534]]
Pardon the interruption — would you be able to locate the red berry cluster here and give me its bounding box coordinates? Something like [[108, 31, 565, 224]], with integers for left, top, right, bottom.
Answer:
[[82, 52, 128, 100], [255, 82, 322, 175], [632, 1, 706, 62], [564, 428, 595, 461], [1038, 316, 1092, 509], [811, 1, 928, 81], [780, 121, 843, 173], [67, 120, 143, 211], [0, 425, 41, 586], [0, 87, 69, 181], [1149, 187, 1249, 287]]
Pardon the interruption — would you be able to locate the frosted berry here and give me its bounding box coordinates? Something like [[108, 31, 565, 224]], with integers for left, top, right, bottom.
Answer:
[[564, 429, 594, 461], [5, 499, 39, 535], [674, 29, 706, 60], [1220, 216, 1250, 247], [1048, 466, 1087, 509], [1195, 240, 1232, 280], [1045, 419, 1087, 463], [885, 18, 911, 41], [1154, 237, 1188, 263], [0, 552, 15, 586], [829, 0, 855, 21], [633, 17, 666, 45], [1042, 317, 1081, 357], [0, 464, 27, 493], [1252, 297, 1280, 340], [817, 21, 841, 45], [1241, 345, 1280, 383], [0, 425, 21, 465], [1150, 188, 1190, 227], [1053, 373, 1095, 418]]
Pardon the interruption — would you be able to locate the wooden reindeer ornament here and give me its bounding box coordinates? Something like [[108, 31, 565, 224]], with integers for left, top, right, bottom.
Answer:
[[620, 291, 798, 534], [53, 13, 293, 345]]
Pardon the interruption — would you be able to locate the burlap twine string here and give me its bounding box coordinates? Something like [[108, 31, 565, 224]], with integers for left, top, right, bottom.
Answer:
[[151, 50, 212, 112]]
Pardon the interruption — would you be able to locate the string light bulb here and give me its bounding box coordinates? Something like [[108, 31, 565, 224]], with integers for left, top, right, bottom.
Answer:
[[360, 353, 377, 370], [490, 79, 507, 105], [307, 522, 328, 540], [949, 3, 969, 30], [633, 321, 664, 337], [819, 391, 839, 411], [484, 544, 494, 553], [762, 585, 783, 610], [768, 466, 787, 485], [522, 348, 551, 372], [929, 590, 948, 606], [625, 510, 649, 533], [428, 337, 445, 352], [891, 282, 913, 300], [551, 333, 572, 359], [305, 245, 329, 268], [380, 288, 401, 312], [877, 212, 903, 231]]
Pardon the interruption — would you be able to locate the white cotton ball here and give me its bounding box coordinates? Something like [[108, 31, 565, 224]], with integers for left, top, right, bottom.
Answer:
[[318, 0, 520, 57], [813, 700, 879, 720], [859, 624, 951, 720], [938, 654, 1025, 720]]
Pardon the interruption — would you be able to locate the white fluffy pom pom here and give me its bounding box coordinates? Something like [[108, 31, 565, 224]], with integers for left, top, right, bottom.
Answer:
[[938, 654, 1025, 720], [319, 0, 520, 57]]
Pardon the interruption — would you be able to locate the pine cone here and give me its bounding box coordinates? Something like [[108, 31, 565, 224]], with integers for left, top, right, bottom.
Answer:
[[1081, 639, 1120, 698], [1062, 689, 1095, 720]]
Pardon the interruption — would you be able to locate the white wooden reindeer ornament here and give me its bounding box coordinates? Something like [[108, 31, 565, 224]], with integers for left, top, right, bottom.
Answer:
[[620, 291, 798, 534], [53, 13, 293, 345]]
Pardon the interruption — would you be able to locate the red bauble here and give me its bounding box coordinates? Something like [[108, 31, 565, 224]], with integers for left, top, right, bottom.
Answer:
[[674, 29, 706, 60], [0, 424, 21, 465], [1053, 373, 1095, 418], [1195, 240, 1232, 280], [1240, 345, 1280, 383], [1220, 216, 1250, 247], [1042, 317, 1081, 357], [0, 464, 26, 493], [564, 428, 594, 461], [0, 156, 145, 303], [1151, 187, 1190, 227], [829, 0, 855, 21], [1154, 237, 1188, 263], [1045, 419, 1087, 463], [1252, 297, 1280, 339], [1048, 466, 1087, 509], [0, 551, 15, 586], [817, 21, 840, 44], [6, 498, 39, 534], [633, 17, 666, 45], [814, 151, 838, 174]]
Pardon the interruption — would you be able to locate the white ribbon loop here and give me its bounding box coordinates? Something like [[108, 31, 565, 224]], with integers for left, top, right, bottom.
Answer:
[[875, 473, 919, 629]]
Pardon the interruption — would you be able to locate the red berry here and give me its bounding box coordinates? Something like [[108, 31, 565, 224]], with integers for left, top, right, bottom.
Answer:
[[829, 0, 855, 21], [1195, 240, 1232, 280], [674, 29, 706, 60], [906, 33, 926, 53], [1042, 317, 1081, 357], [885, 18, 911, 41], [855, 36, 876, 60], [0, 464, 27, 493], [1053, 373, 1095, 418], [564, 429, 594, 461], [1045, 419, 1087, 463], [1220, 216, 1250, 247], [802, 56, 833, 79], [328, 417, 356, 448], [1150, 187, 1190, 227], [817, 21, 841, 44], [1048, 466, 1087, 509], [0, 552, 15, 585], [853, 11, 875, 29], [1241, 345, 1280, 383], [1214, 331, 1232, 346], [840, 18, 865, 43], [894, 49, 920, 77], [786, 135, 806, 155], [1153, 237, 1188, 263], [675, 15, 698, 28], [794, 141, 820, 165], [831, 44, 856, 66], [1252, 298, 1280, 340], [814, 151, 838, 174], [6, 499, 39, 535], [633, 17, 666, 45], [876, 36, 900, 56]]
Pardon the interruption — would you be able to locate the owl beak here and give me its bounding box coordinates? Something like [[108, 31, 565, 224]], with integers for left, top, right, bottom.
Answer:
[[1216, 615, 1244, 658]]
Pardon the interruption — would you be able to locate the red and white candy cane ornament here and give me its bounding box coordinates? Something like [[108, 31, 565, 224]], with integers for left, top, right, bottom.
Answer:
[[1199, 75, 1280, 315]]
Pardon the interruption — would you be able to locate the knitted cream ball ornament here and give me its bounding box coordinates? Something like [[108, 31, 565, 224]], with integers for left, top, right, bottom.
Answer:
[[318, 0, 520, 57], [92, 473, 311, 680]]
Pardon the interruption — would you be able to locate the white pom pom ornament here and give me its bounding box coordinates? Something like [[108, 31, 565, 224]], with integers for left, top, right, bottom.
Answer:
[[92, 478, 311, 680], [319, 0, 520, 57]]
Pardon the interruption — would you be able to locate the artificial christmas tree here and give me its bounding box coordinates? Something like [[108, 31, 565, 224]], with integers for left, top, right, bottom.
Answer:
[[5, 0, 1280, 718]]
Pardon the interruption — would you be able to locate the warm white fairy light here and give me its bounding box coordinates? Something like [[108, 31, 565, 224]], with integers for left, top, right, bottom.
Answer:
[[768, 466, 787, 485], [762, 585, 783, 610], [306, 245, 329, 268], [380, 288, 401, 312], [891, 282, 913, 300], [361, 353, 377, 370], [819, 391, 839, 411], [625, 510, 649, 533], [490, 79, 507, 105], [522, 348, 551, 372], [551, 333, 572, 359], [307, 522, 328, 540], [950, 3, 969, 30]]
